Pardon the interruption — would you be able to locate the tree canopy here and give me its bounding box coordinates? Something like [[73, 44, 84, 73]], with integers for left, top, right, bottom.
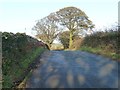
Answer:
[[56, 6, 94, 48], [33, 14, 60, 48], [33, 6, 94, 49]]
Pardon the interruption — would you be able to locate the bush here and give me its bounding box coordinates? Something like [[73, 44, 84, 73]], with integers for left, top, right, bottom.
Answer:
[[80, 28, 120, 60], [81, 29, 119, 52]]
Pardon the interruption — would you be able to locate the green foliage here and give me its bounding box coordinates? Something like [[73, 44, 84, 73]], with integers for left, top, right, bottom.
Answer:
[[59, 31, 83, 49], [80, 28, 120, 60], [81, 29, 118, 52], [59, 31, 70, 49], [2, 32, 47, 88]]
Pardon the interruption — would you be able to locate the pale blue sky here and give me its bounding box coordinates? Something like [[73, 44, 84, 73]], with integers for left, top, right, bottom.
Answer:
[[0, 0, 119, 37]]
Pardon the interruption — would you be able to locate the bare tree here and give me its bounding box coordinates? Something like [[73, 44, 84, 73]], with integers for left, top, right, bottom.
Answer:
[[33, 14, 60, 49]]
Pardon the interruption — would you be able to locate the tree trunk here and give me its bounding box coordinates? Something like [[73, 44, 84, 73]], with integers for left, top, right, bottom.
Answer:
[[69, 31, 73, 49], [47, 43, 51, 50]]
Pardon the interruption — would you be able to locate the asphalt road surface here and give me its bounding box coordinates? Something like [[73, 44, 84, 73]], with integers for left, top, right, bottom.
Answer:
[[26, 50, 119, 88]]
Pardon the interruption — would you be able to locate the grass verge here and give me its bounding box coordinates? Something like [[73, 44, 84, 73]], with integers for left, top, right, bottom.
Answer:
[[80, 46, 120, 61], [2, 47, 46, 88], [17, 70, 33, 88]]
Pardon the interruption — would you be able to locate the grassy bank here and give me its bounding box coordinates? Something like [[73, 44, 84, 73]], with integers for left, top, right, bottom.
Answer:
[[79, 28, 120, 61], [3, 47, 46, 88], [80, 46, 120, 61], [2, 32, 48, 88]]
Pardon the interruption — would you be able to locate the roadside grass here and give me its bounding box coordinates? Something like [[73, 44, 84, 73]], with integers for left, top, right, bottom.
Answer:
[[17, 70, 33, 88], [80, 46, 120, 61], [2, 47, 45, 88]]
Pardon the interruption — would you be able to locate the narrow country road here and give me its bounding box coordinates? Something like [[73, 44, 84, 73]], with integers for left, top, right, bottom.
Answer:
[[26, 51, 119, 88]]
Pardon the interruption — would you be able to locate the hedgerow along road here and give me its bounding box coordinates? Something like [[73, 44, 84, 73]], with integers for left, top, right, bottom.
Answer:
[[26, 50, 119, 88]]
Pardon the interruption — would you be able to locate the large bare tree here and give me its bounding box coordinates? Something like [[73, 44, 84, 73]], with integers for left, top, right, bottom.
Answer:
[[56, 6, 94, 49], [33, 13, 59, 49]]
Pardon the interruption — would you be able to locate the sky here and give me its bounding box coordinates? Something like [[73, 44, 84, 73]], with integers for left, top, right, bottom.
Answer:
[[0, 0, 119, 37]]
